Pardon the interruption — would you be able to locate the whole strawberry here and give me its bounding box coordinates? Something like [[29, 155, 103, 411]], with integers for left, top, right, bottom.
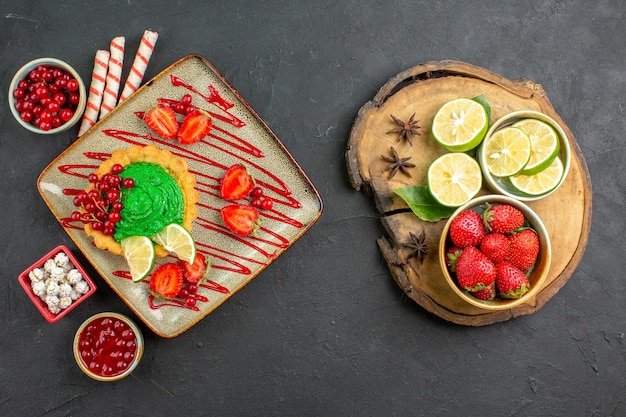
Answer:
[[449, 209, 486, 248], [445, 245, 463, 273], [495, 261, 530, 298], [455, 246, 496, 292], [482, 203, 525, 234], [470, 281, 496, 301], [507, 228, 539, 271], [480, 233, 511, 263]]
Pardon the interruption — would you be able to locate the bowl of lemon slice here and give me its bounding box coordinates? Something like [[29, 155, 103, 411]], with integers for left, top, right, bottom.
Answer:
[[477, 111, 571, 201]]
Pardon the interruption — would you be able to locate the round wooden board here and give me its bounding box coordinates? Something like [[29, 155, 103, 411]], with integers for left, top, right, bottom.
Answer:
[[346, 60, 592, 326]]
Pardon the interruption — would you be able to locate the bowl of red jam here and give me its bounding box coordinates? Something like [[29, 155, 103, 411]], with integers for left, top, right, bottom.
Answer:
[[8, 57, 86, 134], [74, 312, 143, 381]]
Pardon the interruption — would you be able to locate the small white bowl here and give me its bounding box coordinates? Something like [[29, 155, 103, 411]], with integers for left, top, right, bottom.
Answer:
[[477, 110, 571, 201], [8, 57, 86, 134]]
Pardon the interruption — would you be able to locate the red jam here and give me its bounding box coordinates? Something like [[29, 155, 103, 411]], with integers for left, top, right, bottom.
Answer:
[[77, 316, 138, 377]]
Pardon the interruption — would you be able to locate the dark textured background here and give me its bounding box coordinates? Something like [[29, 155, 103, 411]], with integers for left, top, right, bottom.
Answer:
[[1, 1, 624, 416]]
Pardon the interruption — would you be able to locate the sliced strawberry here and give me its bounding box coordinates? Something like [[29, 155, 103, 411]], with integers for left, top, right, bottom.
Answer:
[[180, 253, 210, 284], [220, 204, 261, 236], [220, 164, 255, 201], [149, 262, 184, 298], [177, 110, 212, 144], [144, 104, 179, 139]]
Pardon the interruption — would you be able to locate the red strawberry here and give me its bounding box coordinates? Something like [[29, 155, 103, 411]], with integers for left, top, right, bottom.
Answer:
[[180, 253, 210, 284], [177, 110, 212, 144], [482, 203, 525, 234], [455, 246, 496, 292], [220, 204, 261, 236], [150, 262, 184, 298], [445, 245, 463, 273], [144, 104, 179, 139], [449, 209, 486, 248], [470, 281, 496, 301], [479, 233, 511, 263], [507, 228, 539, 271], [495, 261, 530, 298], [220, 164, 255, 201]]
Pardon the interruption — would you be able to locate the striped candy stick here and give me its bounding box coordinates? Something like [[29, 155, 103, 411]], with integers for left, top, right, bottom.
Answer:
[[119, 30, 158, 102], [99, 36, 125, 119], [78, 49, 110, 136]]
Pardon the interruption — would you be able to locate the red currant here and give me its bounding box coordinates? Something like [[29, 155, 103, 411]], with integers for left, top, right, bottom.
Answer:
[[261, 198, 274, 210], [122, 178, 135, 189], [181, 94, 193, 105], [111, 164, 123, 175], [251, 187, 264, 198], [108, 211, 121, 223]]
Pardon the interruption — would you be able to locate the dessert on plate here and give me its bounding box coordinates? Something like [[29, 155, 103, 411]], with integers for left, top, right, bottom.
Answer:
[[78, 144, 198, 258]]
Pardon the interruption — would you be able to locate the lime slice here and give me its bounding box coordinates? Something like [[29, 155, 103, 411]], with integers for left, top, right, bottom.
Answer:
[[510, 156, 564, 196], [427, 152, 482, 207], [121, 236, 156, 282], [150, 223, 196, 264], [512, 118, 560, 175], [482, 126, 532, 177], [432, 98, 489, 152]]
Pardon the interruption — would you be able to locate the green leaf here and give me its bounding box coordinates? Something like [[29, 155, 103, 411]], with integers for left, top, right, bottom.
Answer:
[[394, 185, 456, 222], [472, 93, 491, 123]]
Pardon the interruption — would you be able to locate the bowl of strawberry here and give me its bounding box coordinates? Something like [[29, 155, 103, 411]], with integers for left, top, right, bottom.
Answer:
[[438, 194, 551, 310], [8, 57, 86, 134]]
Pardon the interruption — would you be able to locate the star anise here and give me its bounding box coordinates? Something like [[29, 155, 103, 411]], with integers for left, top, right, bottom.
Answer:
[[381, 146, 415, 179], [387, 113, 421, 146], [404, 230, 429, 264]]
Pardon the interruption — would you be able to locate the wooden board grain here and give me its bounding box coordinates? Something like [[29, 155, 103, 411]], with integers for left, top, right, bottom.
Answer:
[[346, 60, 592, 326]]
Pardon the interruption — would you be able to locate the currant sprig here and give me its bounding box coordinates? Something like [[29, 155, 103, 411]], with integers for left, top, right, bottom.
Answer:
[[71, 163, 134, 236]]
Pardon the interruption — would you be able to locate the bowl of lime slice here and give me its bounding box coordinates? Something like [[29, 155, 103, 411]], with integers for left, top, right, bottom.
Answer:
[[477, 110, 571, 201]]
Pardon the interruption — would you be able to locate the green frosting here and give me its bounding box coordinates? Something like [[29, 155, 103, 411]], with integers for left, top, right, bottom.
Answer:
[[114, 162, 184, 242]]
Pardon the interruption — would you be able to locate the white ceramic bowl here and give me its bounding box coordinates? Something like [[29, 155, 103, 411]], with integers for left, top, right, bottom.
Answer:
[[439, 194, 551, 310], [8, 57, 86, 134], [477, 110, 571, 201]]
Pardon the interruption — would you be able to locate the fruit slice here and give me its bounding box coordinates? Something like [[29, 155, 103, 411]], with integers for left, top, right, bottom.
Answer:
[[482, 126, 532, 177], [512, 118, 560, 175], [177, 110, 212, 144], [143, 104, 179, 139], [220, 204, 261, 236], [150, 223, 196, 264], [180, 253, 210, 284], [510, 156, 564, 196], [120, 236, 156, 282], [150, 263, 184, 298], [220, 164, 255, 201], [432, 98, 489, 152], [427, 152, 482, 207]]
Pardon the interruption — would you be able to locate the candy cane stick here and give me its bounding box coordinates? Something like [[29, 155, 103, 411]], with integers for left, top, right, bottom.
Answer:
[[78, 49, 110, 136], [99, 36, 125, 119], [119, 30, 158, 102]]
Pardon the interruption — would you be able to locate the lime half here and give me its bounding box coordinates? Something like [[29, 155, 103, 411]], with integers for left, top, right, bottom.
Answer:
[[151, 223, 196, 264], [121, 236, 156, 282], [510, 156, 564, 196], [432, 98, 488, 152], [427, 152, 482, 207], [482, 126, 532, 177], [512, 118, 560, 175]]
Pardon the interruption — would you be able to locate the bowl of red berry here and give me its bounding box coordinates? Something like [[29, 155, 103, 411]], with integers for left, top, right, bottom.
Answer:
[[73, 312, 143, 382], [8, 57, 86, 134], [438, 194, 551, 311]]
